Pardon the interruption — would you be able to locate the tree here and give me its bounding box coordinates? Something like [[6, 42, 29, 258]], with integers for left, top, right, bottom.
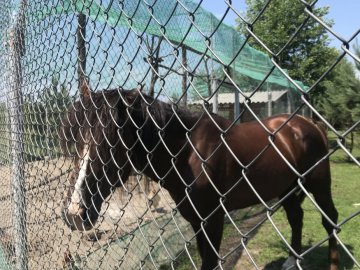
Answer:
[[319, 60, 360, 127], [319, 59, 360, 157], [236, 0, 338, 102], [144, 35, 164, 98], [353, 39, 360, 71], [236, 0, 360, 158], [143, 35, 189, 106]]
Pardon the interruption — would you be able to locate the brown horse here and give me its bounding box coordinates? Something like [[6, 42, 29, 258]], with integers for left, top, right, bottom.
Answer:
[[60, 88, 339, 270]]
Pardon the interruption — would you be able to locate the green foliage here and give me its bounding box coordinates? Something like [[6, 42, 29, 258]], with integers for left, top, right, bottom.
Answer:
[[353, 39, 360, 71], [318, 60, 360, 129], [236, 0, 338, 99], [236, 0, 360, 131]]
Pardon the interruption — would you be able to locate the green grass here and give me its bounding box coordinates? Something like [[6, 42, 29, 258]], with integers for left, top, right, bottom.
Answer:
[[328, 131, 360, 163], [234, 130, 360, 269], [236, 161, 360, 270], [161, 209, 262, 270]]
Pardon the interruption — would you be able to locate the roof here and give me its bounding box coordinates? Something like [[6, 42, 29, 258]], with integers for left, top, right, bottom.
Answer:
[[190, 90, 288, 105]]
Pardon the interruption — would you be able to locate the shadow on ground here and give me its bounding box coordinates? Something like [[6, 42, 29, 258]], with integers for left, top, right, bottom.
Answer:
[[263, 245, 355, 270]]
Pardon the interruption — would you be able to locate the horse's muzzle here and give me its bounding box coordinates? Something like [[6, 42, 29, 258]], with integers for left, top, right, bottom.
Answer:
[[61, 181, 94, 231], [61, 192, 95, 231], [61, 207, 94, 231]]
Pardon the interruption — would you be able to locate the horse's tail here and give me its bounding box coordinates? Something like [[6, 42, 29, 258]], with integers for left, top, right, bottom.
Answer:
[[298, 114, 329, 149], [313, 120, 328, 148], [296, 189, 307, 203]]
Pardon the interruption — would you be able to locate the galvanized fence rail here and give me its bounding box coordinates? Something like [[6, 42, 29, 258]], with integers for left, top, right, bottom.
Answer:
[[0, 0, 359, 269]]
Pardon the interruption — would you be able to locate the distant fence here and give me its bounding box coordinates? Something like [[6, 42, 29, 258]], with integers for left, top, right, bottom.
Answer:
[[0, 0, 359, 269]]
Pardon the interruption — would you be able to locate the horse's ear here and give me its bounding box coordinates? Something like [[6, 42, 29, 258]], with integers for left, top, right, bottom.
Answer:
[[80, 79, 91, 98]]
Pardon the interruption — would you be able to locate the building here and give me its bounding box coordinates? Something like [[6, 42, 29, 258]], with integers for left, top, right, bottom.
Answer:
[[190, 90, 291, 122]]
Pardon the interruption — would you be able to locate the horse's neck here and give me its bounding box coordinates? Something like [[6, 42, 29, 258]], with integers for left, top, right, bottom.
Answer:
[[130, 100, 198, 180]]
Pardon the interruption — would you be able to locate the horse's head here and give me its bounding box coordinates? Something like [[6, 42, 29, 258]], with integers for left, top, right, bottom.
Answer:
[[60, 89, 140, 231]]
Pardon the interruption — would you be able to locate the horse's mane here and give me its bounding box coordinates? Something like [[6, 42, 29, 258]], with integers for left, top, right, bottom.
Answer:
[[59, 89, 119, 155], [59, 88, 199, 155]]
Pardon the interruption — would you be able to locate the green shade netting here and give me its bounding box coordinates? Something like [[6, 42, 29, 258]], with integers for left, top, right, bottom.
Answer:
[[35, 0, 307, 93]]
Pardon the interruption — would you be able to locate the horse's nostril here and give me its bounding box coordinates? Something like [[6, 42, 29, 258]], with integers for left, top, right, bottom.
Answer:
[[61, 208, 79, 231]]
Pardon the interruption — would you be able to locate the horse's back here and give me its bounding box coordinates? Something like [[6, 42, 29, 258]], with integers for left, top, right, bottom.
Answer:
[[261, 114, 328, 167], [187, 114, 330, 209]]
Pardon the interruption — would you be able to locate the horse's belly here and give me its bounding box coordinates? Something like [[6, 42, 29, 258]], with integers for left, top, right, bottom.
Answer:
[[224, 169, 297, 210]]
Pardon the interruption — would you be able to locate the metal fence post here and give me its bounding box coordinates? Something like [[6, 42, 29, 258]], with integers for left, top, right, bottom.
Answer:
[[7, 2, 28, 269], [77, 11, 87, 90]]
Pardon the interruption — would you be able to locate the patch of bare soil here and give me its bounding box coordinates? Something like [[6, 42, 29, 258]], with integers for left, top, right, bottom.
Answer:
[[1, 157, 270, 270], [221, 207, 268, 270], [0, 158, 190, 270]]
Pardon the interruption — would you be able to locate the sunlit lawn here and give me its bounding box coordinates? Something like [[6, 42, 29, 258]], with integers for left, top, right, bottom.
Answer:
[[236, 159, 360, 270]]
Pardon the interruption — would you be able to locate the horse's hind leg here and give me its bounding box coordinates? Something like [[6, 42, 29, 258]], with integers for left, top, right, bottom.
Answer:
[[309, 161, 339, 270], [312, 189, 339, 270], [281, 192, 304, 269]]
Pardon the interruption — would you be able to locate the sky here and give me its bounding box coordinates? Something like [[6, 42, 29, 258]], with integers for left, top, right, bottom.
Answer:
[[201, 0, 360, 49]]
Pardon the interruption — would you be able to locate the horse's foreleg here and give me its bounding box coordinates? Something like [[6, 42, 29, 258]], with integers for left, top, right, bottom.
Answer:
[[281, 193, 304, 269], [191, 212, 224, 270], [191, 222, 205, 260]]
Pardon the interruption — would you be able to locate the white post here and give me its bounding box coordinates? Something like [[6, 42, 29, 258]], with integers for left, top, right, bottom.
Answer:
[[234, 90, 240, 122], [211, 77, 218, 114], [287, 90, 291, 114], [267, 84, 272, 117]]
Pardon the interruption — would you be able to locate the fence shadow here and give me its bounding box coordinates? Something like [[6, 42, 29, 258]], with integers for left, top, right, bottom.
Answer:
[[263, 245, 355, 270]]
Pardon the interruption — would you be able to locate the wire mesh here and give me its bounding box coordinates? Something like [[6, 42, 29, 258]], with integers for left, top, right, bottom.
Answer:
[[0, 0, 359, 269]]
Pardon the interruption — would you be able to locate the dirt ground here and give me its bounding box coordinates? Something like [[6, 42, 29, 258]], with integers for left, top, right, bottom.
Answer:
[[0, 157, 193, 270], [0, 157, 265, 270]]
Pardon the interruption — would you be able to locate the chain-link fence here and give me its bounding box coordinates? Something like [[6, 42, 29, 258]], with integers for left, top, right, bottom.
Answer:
[[0, 0, 359, 269]]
